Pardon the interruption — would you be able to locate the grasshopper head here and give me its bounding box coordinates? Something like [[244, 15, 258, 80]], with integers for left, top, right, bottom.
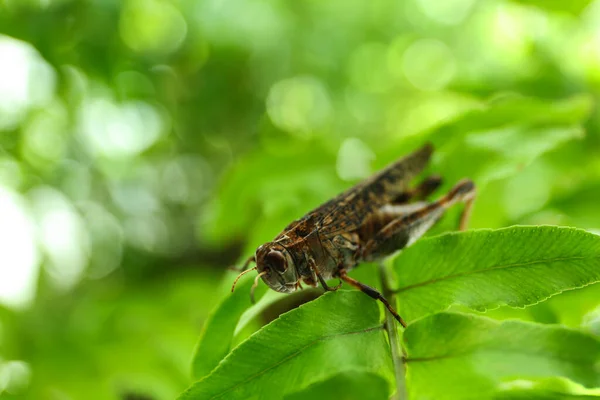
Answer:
[[256, 243, 299, 294]]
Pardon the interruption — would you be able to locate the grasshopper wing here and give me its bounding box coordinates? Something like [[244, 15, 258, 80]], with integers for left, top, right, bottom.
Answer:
[[315, 143, 433, 238]]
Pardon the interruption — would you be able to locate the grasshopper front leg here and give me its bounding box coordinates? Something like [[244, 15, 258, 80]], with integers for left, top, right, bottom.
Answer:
[[308, 259, 343, 292]]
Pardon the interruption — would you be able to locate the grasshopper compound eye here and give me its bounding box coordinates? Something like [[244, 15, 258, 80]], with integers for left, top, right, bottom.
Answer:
[[265, 250, 287, 273], [254, 246, 299, 295]]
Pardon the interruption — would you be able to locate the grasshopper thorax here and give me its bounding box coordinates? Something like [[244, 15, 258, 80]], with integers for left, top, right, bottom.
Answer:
[[255, 243, 299, 293]]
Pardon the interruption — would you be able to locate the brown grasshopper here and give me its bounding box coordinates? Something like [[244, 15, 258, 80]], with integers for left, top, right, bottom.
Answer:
[[232, 144, 475, 327]]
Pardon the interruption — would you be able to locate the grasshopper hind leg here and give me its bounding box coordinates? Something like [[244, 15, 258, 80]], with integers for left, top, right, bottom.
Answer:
[[393, 174, 443, 203], [338, 270, 407, 328], [445, 178, 476, 231], [345, 179, 475, 327], [360, 179, 476, 261]]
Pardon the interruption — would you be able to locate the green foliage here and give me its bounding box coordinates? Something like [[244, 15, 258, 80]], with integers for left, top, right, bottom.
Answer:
[[393, 226, 600, 322], [2, 0, 600, 398], [405, 313, 600, 399], [187, 227, 600, 399], [181, 291, 392, 400], [407, 95, 592, 190]]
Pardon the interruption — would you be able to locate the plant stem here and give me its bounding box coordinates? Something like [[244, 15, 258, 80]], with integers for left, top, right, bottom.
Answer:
[[378, 262, 407, 400]]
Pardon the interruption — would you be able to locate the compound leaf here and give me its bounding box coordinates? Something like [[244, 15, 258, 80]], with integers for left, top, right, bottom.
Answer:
[[180, 291, 393, 400], [393, 226, 600, 323], [405, 313, 600, 400]]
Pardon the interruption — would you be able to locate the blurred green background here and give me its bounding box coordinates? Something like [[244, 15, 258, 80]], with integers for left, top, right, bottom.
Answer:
[[1, 0, 600, 398]]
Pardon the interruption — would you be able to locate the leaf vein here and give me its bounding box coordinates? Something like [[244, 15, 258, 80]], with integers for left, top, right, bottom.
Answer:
[[405, 348, 598, 366], [394, 255, 599, 293], [207, 324, 385, 399]]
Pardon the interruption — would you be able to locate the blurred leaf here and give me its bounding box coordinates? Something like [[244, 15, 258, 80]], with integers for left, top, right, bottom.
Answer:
[[179, 291, 392, 400], [283, 371, 390, 400], [551, 182, 600, 229], [510, 0, 594, 15], [405, 313, 600, 400], [437, 95, 591, 185], [456, 94, 592, 130], [201, 142, 341, 249], [386, 95, 593, 191], [393, 226, 600, 323]]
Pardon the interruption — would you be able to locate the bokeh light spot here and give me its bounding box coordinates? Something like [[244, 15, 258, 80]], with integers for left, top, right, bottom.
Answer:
[[336, 138, 375, 181], [0, 360, 31, 395], [386, 36, 412, 83], [194, 0, 286, 50], [266, 76, 332, 137], [0, 158, 23, 189], [110, 181, 161, 216], [161, 158, 191, 204], [415, 0, 476, 25], [119, 0, 188, 55], [81, 204, 124, 280], [59, 161, 92, 202], [0, 188, 39, 309], [402, 39, 456, 91], [29, 187, 89, 291], [0, 35, 55, 130], [21, 102, 68, 166], [79, 97, 167, 158], [483, 4, 531, 70], [124, 214, 169, 254]]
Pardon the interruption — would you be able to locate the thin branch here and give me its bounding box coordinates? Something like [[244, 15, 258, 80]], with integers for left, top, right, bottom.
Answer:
[[379, 262, 407, 400]]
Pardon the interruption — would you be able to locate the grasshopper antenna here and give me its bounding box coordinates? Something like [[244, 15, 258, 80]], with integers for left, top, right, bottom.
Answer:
[[250, 271, 267, 304], [228, 256, 256, 272], [231, 266, 258, 293]]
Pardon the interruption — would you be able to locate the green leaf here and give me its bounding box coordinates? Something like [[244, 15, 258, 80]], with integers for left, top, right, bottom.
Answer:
[[405, 313, 600, 400], [283, 371, 390, 400], [179, 291, 392, 400], [431, 94, 593, 142], [393, 226, 600, 323], [191, 275, 258, 379]]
